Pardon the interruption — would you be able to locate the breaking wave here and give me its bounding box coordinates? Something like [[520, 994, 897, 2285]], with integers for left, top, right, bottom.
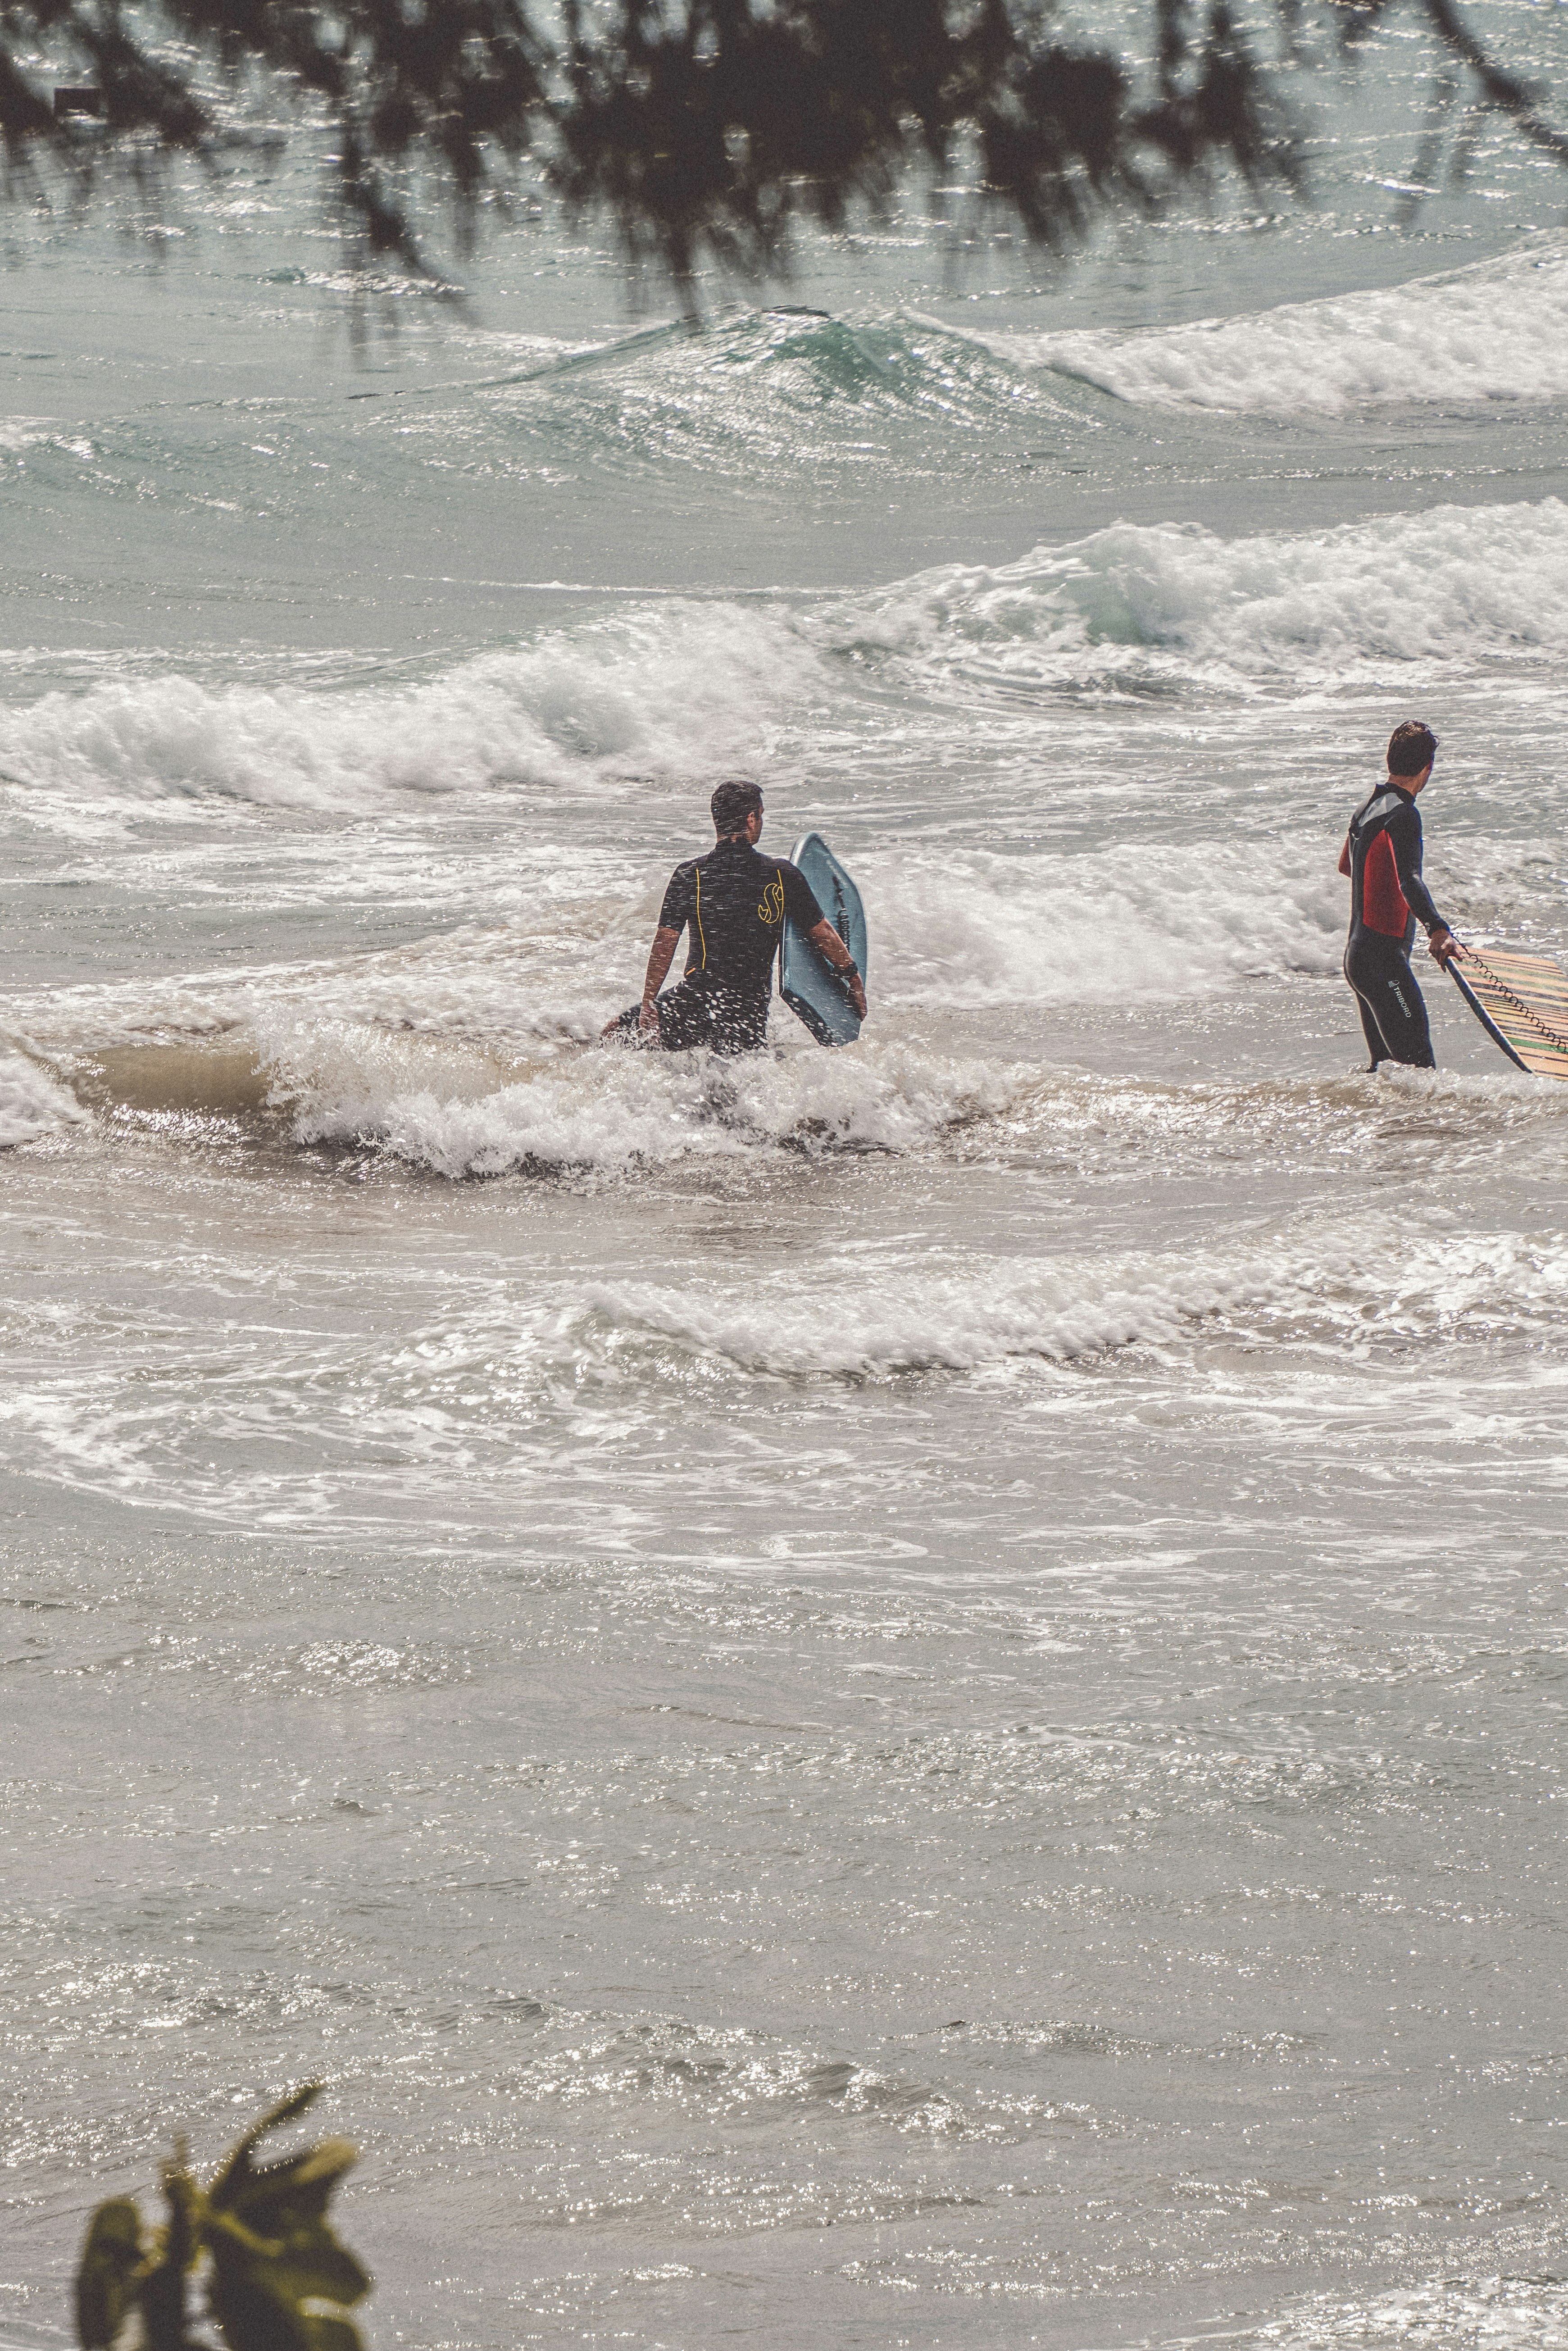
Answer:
[[272, 1028, 1018, 1176], [453, 305, 1092, 480], [0, 603, 817, 813], [828, 498, 1568, 687], [0, 307, 1092, 534], [575, 1223, 1568, 1377], [0, 1048, 87, 1148], [868, 842, 1342, 1005], [3, 494, 1565, 829], [974, 240, 1568, 416]]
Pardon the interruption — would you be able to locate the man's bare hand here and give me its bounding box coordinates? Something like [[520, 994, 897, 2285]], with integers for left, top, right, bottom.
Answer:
[[628, 927, 681, 1043], [1428, 926, 1460, 966], [806, 916, 866, 1022]]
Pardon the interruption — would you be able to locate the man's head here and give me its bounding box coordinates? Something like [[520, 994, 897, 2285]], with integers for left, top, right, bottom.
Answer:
[[1387, 720, 1438, 789], [711, 778, 764, 842]]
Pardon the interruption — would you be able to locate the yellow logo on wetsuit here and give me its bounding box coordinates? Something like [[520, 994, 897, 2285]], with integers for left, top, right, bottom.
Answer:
[[758, 874, 785, 928]]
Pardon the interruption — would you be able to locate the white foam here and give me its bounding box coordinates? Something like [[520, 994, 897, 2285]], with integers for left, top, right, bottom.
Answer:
[[0, 601, 816, 814], [269, 1025, 1023, 1177], [0, 1048, 88, 1147], [974, 240, 1568, 415], [586, 1255, 1267, 1373], [577, 1225, 1568, 1377], [868, 842, 1342, 1005], [0, 416, 59, 453], [4, 495, 1565, 832], [831, 498, 1568, 684]]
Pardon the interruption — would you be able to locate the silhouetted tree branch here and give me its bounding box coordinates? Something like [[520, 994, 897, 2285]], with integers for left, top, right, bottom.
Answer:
[[1, 0, 1564, 311], [1410, 0, 1568, 163]]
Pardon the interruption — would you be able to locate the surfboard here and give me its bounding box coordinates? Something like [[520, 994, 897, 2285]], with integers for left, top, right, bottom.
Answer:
[[1447, 945, 1568, 1080], [780, 832, 868, 1046]]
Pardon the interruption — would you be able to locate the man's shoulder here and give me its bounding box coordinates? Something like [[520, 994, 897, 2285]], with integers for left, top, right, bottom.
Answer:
[[1353, 785, 1408, 828], [659, 856, 699, 914], [711, 845, 809, 886], [685, 843, 813, 888]]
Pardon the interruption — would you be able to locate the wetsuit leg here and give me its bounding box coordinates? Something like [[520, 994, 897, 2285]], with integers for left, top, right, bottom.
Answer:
[[1344, 935, 1435, 1069], [607, 982, 718, 1049], [608, 979, 769, 1054], [705, 987, 769, 1057], [1352, 987, 1386, 1069]]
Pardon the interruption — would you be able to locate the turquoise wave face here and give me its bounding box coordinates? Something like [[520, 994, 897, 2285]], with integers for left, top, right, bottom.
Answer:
[[0, 305, 1113, 526], [22, 246, 1568, 547], [9, 267, 1568, 672], [466, 306, 1105, 464]]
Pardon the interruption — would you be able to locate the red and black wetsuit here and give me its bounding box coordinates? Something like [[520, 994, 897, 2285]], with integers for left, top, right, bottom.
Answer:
[[611, 836, 825, 1055], [1339, 782, 1447, 1069]]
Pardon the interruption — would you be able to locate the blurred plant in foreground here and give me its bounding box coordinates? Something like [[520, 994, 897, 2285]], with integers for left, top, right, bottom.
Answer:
[[73, 2084, 370, 2351]]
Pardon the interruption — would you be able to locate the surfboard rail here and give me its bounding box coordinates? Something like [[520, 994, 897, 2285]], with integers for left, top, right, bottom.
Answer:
[[780, 831, 868, 1047], [1447, 944, 1568, 1080]]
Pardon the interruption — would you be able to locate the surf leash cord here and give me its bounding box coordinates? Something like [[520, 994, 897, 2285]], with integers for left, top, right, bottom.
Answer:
[[1459, 944, 1568, 1057]]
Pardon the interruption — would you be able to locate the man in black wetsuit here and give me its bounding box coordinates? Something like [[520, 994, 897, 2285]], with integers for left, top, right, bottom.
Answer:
[[603, 779, 867, 1055], [1339, 720, 1459, 1070]]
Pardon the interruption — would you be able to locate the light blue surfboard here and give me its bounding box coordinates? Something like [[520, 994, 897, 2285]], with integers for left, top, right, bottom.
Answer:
[[780, 832, 868, 1046]]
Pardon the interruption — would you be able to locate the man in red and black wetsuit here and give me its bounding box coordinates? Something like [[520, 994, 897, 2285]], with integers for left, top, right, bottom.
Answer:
[[1340, 720, 1459, 1070]]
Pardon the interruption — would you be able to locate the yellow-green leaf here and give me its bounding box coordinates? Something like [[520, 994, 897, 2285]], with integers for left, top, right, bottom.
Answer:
[[73, 2199, 142, 2350], [207, 2086, 323, 2210], [223, 2140, 359, 2233]]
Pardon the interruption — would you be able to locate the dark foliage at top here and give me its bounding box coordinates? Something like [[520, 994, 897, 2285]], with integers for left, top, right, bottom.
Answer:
[[550, 0, 1298, 298], [1, 0, 1564, 307]]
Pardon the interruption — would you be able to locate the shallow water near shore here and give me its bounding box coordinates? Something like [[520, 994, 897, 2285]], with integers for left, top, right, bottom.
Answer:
[[3, 13, 1567, 2346]]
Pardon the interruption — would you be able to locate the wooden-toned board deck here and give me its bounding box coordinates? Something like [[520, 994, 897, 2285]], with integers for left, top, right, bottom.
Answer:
[[1458, 949, 1568, 1080]]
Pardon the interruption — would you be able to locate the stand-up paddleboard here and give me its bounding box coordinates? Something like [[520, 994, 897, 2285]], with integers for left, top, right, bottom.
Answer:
[[780, 832, 868, 1046], [1447, 945, 1568, 1079]]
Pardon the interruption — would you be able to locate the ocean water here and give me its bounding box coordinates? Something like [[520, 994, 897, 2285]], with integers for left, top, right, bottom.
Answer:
[[3, 18, 1568, 2350]]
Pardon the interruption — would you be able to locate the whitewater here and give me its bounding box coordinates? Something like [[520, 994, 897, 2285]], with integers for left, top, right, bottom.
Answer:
[[3, 16, 1568, 2351]]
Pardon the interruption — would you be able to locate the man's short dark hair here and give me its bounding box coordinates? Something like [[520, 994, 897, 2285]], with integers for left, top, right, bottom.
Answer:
[[1387, 720, 1438, 778], [711, 778, 763, 835]]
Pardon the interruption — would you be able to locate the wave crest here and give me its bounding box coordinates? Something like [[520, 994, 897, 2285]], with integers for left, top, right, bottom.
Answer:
[[266, 1024, 1018, 1176], [577, 1225, 1568, 1377], [976, 240, 1568, 416], [828, 498, 1568, 683], [0, 1048, 89, 1148]]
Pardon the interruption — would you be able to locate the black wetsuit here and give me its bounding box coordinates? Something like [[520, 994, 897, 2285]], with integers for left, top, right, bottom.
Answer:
[[1339, 782, 1447, 1069], [612, 836, 826, 1055]]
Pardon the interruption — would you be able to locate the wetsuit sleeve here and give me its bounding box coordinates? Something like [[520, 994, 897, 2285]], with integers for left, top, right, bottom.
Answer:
[[1386, 802, 1446, 933], [1338, 836, 1352, 878], [657, 862, 696, 935], [779, 861, 827, 934]]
